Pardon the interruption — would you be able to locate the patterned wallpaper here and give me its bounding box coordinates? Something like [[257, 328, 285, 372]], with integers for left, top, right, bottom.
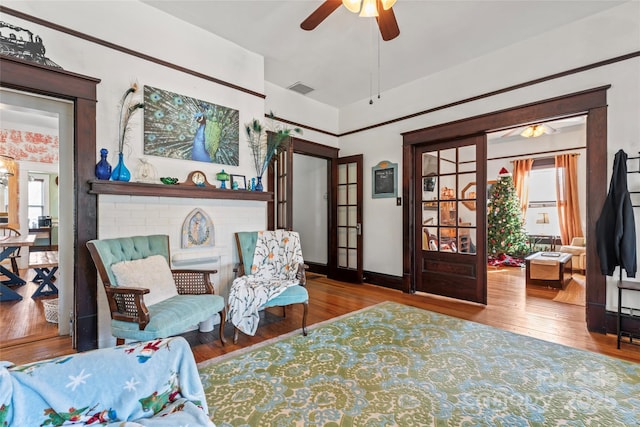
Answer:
[[0, 128, 59, 163]]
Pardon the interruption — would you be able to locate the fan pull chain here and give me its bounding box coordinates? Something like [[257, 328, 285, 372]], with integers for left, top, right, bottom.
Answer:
[[369, 18, 374, 105], [377, 30, 381, 100]]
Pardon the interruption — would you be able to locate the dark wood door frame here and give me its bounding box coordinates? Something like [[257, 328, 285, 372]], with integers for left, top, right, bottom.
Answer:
[[268, 137, 339, 275], [1, 56, 100, 351], [403, 86, 609, 333]]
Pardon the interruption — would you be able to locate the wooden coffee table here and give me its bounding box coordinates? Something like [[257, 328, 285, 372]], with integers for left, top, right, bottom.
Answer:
[[525, 252, 573, 289]]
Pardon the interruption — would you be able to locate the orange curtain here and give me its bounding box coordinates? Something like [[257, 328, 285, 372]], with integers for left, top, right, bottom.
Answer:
[[513, 158, 534, 216], [555, 154, 584, 245]]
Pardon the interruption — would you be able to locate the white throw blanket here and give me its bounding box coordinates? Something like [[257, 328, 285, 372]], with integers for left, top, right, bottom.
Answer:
[[228, 230, 303, 336]]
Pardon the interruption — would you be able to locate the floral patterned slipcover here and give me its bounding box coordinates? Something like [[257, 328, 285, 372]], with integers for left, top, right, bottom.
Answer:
[[0, 336, 215, 426], [228, 230, 304, 336]]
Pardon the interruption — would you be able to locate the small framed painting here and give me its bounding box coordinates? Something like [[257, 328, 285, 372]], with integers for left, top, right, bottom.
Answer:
[[230, 174, 246, 190], [372, 160, 397, 199]]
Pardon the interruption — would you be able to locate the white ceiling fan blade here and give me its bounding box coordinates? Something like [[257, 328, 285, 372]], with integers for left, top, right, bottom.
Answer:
[[500, 127, 523, 138]]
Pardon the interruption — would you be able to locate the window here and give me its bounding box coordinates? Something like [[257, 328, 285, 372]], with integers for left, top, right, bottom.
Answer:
[[28, 174, 49, 228], [525, 165, 559, 236]]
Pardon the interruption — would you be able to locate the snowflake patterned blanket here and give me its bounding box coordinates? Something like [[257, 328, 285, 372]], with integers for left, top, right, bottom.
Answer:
[[228, 230, 304, 336], [0, 336, 215, 426]]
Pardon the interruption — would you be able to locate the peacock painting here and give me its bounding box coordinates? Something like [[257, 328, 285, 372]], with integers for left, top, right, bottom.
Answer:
[[143, 85, 239, 165]]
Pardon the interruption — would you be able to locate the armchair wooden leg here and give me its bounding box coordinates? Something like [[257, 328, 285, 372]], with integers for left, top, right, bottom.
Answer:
[[219, 308, 227, 345], [302, 301, 308, 336], [233, 327, 240, 344]]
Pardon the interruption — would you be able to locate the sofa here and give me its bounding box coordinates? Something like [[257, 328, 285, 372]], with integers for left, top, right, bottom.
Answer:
[[0, 336, 215, 426], [559, 236, 586, 272]]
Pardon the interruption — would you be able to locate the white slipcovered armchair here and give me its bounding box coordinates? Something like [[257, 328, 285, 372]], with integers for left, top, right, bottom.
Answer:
[[559, 237, 586, 272]]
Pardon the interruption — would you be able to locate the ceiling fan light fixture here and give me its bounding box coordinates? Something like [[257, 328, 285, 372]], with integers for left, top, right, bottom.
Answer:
[[520, 124, 546, 138], [359, 0, 379, 17], [381, 0, 397, 10], [342, 0, 362, 13]]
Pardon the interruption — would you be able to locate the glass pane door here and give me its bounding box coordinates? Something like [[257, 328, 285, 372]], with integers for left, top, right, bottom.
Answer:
[[332, 155, 363, 282], [416, 136, 486, 304]]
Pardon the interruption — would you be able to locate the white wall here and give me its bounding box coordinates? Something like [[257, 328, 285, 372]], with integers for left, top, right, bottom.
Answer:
[[338, 2, 640, 309], [264, 81, 339, 148]]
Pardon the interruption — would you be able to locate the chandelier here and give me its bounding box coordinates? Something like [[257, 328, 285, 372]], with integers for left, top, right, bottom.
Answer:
[[0, 155, 16, 188], [342, 0, 397, 17]]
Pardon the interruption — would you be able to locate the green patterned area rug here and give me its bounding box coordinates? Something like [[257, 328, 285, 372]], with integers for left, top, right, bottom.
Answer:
[[199, 302, 640, 426]]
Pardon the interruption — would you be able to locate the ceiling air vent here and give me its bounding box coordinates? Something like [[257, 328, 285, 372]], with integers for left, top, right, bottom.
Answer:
[[288, 82, 314, 95]]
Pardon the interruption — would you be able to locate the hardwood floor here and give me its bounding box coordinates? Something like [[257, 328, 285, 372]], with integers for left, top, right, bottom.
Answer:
[[2, 267, 639, 366], [0, 269, 58, 345]]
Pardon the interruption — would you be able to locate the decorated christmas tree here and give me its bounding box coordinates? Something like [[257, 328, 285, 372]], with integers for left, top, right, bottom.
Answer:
[[487, 167, 529, 262]]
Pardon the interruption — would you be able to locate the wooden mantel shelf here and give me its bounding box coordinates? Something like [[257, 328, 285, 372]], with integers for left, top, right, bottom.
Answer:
[[88, 180, 273, 201]]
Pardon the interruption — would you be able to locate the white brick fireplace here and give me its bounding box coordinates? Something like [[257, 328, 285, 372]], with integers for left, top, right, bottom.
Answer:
[[96, 193, 268, 347]]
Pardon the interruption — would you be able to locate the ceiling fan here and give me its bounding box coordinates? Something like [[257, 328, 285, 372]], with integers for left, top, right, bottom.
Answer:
[[301, 0, 400, 41]]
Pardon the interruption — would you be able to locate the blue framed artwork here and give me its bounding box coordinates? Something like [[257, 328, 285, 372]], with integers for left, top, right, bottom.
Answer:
[[372, 160, 398, 198], [143, 85, 239, 166]]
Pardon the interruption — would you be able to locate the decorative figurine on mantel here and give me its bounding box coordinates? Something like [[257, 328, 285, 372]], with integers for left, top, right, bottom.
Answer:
[[216, 170, 230, 189], [135, 158, 157, 183]]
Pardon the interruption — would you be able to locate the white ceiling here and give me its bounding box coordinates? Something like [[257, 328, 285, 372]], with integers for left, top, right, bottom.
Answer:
[[142, 0, 626, 108]]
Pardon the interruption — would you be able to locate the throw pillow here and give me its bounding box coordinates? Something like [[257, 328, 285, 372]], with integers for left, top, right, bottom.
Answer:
[[111, 255, 178, 307]]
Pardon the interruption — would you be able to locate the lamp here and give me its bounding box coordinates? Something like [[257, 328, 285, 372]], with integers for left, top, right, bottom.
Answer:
[[536, 212, 550, 224], [0, 154, 16, 188], [342, 0, 397, 16], [521, 124, 546, 138]]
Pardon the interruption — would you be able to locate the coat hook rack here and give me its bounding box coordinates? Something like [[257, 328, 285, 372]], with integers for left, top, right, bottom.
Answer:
[[628, 151, 639, 208]]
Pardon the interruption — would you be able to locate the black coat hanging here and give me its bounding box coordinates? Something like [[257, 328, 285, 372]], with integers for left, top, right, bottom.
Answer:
[[595, 149, 637, 277]]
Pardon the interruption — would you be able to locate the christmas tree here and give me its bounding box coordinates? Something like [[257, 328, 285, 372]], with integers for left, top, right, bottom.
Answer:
[[487, 167, 529, 261]]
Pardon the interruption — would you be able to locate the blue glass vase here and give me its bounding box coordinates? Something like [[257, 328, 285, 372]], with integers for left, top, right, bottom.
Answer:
[[111, 152, 131, 182], [255, 176, 263, 192], [95, 148, 112, 180]]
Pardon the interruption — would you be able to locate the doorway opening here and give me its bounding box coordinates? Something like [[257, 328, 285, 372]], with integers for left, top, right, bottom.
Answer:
[[486, 115, 587, 308], [403, 86, 608, 332], [270, 138, 339, 277], [0, 87, 74, 350]]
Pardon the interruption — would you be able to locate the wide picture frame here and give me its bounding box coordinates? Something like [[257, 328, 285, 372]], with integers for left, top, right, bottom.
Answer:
[[143, 85, 240, 166]]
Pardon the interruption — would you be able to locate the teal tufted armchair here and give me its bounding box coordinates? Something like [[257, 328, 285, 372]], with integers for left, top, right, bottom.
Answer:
[[86, 235, 226, 346]]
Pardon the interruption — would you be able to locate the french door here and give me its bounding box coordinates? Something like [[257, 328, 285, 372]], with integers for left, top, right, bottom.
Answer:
[[274, 149, 293, 230], [330, 155, 363, 283], [415, 136, 487, 303]]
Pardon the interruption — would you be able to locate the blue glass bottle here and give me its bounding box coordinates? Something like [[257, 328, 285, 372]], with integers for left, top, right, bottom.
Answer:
[[95, 148, 112, 180], [111, 152, 131, 182], [255, 176, 263, 192]]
